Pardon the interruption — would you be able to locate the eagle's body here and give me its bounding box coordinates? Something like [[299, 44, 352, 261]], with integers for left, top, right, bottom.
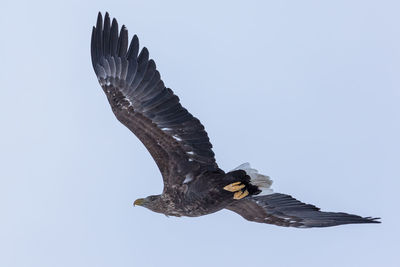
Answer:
[[152, 169, 261, 217], [91, 12, 380, 228], [145, 169, 229, 217]]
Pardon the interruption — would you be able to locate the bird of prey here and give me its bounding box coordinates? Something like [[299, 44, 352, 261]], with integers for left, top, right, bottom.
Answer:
[[91, 12, 380, 228]]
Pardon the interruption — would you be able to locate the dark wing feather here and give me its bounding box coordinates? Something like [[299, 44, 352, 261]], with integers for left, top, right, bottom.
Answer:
[[226, 193, 380, 228], [91, 12, 219, 186]]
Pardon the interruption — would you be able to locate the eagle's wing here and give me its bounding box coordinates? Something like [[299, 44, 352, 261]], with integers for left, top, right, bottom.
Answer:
[[226, 193, 380, 228], [91, 12, 218, 187]]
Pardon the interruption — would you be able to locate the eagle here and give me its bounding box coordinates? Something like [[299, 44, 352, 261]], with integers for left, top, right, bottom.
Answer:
[[91, 12, 380, 228]]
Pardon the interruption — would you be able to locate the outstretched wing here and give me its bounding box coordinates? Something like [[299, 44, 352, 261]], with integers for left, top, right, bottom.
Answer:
[[91, 12, 218, 187], [226, 193, 380, 228]]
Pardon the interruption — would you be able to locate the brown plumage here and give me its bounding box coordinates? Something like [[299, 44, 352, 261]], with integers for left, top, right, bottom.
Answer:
[[91, 12, 380, 227]]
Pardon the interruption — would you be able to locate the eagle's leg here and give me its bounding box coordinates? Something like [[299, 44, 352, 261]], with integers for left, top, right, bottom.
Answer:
[[222, 170, 262, 200], [223, 182, 245, 192], [223, 182, 249, 200], [233, 190, 249, 200]]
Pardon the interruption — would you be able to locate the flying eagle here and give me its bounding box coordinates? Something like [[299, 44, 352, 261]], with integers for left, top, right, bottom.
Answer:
[[91, 12, 380, 228]]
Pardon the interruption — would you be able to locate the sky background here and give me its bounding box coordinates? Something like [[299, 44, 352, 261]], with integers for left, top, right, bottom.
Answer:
[[1, 0, 399, 266]]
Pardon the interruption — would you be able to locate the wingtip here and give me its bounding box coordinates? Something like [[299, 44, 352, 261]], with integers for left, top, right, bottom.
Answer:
[[366, 217, 381, 223], [96, 12, 103, 30], [141, 46, 149, 56], [104, 12, 110, 26], [97, 12, 113, 27]]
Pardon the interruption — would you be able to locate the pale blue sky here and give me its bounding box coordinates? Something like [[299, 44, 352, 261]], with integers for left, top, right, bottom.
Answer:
[[1, 0, 399, 266]]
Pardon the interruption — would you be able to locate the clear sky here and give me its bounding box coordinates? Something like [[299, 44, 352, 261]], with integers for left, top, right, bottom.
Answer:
[[1, 0, 399, 266]]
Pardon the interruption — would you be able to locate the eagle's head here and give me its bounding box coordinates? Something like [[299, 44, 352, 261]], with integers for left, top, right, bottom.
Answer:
[[133, 195, 164, 214]]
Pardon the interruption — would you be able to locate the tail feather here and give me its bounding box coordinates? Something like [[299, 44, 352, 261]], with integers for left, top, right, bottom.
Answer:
[[232, 163, 273, 195]]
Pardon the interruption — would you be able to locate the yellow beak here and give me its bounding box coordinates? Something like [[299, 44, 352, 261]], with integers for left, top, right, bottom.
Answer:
[[133, 198, 145, 206]]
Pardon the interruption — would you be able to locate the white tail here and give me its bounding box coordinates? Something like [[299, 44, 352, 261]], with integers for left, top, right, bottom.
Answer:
[[232, 163, 273, 195]]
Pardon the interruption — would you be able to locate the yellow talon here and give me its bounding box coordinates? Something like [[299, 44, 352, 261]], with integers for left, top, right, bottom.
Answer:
[[223, 182, 245, 192], [233, 190, 249, 200]]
